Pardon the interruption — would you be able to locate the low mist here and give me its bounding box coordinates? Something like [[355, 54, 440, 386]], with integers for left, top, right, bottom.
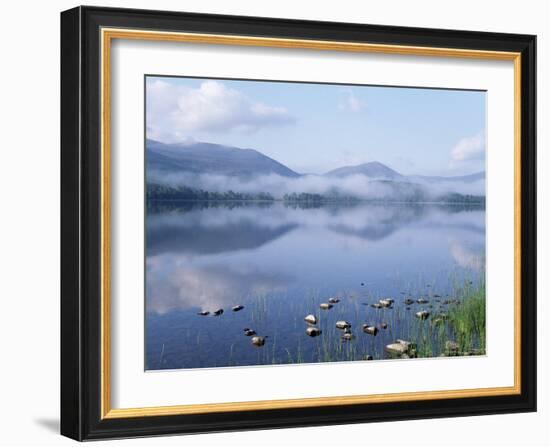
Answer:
[[147, 170, 485, 200]]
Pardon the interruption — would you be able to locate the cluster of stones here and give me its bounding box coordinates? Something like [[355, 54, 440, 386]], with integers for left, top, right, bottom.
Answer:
[[197, 304, 273, 348], [197, 305, 245, 317], [303, 296, 391, 362]]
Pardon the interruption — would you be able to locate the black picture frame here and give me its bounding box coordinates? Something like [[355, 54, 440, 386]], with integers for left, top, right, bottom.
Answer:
[[61, 5, 536, 441]]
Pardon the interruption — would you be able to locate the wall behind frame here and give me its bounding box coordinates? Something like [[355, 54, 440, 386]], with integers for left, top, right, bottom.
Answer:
[[0, 0, 545, 446]]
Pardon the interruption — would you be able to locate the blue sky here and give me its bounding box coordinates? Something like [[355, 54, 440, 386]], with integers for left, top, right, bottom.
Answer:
[[146, 76, 486, 176]]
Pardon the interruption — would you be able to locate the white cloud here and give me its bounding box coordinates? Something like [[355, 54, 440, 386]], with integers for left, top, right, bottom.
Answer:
[[450, 132, 486, 162], [339, 90, 365, 112], [146, 79, 295, 142]]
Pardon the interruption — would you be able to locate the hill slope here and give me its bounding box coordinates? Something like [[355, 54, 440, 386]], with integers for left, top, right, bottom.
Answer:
[[146, 139, 300, 178], [326, 161, 404, 180]]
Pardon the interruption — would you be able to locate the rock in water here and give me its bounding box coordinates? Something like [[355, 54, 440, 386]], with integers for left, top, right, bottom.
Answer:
[[197, 311, 210, 316], [417, 298, 429, 304], [232, 305, 244, 312], [341, 327, 354, 340], [243, 328, 256, 336], [306, 327, 322, 337], [445, 340, 460, 356], [386, 343, 408, 355], [341, 331, 355, 341], [335, 320, 351, 330], [385, 339, 417, 357], [379, 298, 394, 308], [404, 298, 414, 305], [328, 297, 340, 304], [415, 310, 430, 320], [212, 309, 224, 316], [304, 314, 317, 325], [319, 303, 333, 310], [362, 325, 378, 336], [251, 336, 266, 347]]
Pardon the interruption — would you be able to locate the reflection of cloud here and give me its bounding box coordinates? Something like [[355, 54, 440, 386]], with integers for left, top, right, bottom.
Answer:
[[146, 257, 292, 313], [146, 79, 295, 142], [450, 241, 484, 271]]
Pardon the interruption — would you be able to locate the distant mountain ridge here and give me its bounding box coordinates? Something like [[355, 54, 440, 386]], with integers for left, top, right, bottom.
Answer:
[[325, 161, 404, 180], [147, 139, 300, 178], [147, 139, 484, 184]]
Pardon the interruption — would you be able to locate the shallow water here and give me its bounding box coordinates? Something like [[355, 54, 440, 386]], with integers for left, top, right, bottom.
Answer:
[[145, 201, 485, 370]]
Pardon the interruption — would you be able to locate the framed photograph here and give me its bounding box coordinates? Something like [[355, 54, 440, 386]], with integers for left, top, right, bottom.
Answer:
[[61, 6, 536, 441]]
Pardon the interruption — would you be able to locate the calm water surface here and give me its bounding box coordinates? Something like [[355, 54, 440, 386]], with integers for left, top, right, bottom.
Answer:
[[145, 201, 485, 370]]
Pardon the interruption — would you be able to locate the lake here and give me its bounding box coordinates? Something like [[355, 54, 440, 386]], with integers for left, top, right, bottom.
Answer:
[[145, 201, 486, 370]]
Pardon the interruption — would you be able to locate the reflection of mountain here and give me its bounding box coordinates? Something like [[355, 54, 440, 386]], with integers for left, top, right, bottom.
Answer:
[[145, 202, 485, 315], [148, 217, 296, 257], [328, 204, 426, 241], [147, 203, 485, 258], [329, 204, 485, 242], [147, 139, 299, 178]]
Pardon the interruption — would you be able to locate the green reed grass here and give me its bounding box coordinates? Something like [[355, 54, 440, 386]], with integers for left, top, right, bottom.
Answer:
[[215, 277, 486, 367]]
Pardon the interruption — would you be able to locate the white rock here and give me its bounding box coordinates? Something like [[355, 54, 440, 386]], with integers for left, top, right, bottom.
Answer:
[[251, 336, 266, 346], [335, 320, 351, 330], [304, 314, 317, 325], [306, 327, 322, 337], [362, 325, 378, 336]]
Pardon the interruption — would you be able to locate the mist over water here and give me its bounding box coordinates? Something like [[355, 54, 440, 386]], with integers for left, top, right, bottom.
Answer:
[[147, 170, 486, 200]]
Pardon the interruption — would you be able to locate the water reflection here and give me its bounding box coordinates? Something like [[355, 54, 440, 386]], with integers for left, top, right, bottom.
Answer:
[[147, 257, 292, 313], [147, 201, 485, 252], [147, 210, 297, 256], [145, 201, 485, 369]]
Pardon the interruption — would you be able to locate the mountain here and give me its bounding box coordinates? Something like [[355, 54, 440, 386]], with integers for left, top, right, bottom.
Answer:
[[326, 161, 485, 185], [147, 139, 300, 178], [145, 139, 485, 203], [325, 162, 404, 180], [147, 139, 484, 184]]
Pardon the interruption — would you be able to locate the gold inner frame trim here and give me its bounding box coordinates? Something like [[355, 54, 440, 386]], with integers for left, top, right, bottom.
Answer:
[[100, 27, 522, 419]]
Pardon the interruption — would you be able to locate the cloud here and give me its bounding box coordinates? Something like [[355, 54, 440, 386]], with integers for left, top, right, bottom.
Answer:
[[146, 79, 295, 142], [450, 132, 485, 163], [339, 90, 365, 112]]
